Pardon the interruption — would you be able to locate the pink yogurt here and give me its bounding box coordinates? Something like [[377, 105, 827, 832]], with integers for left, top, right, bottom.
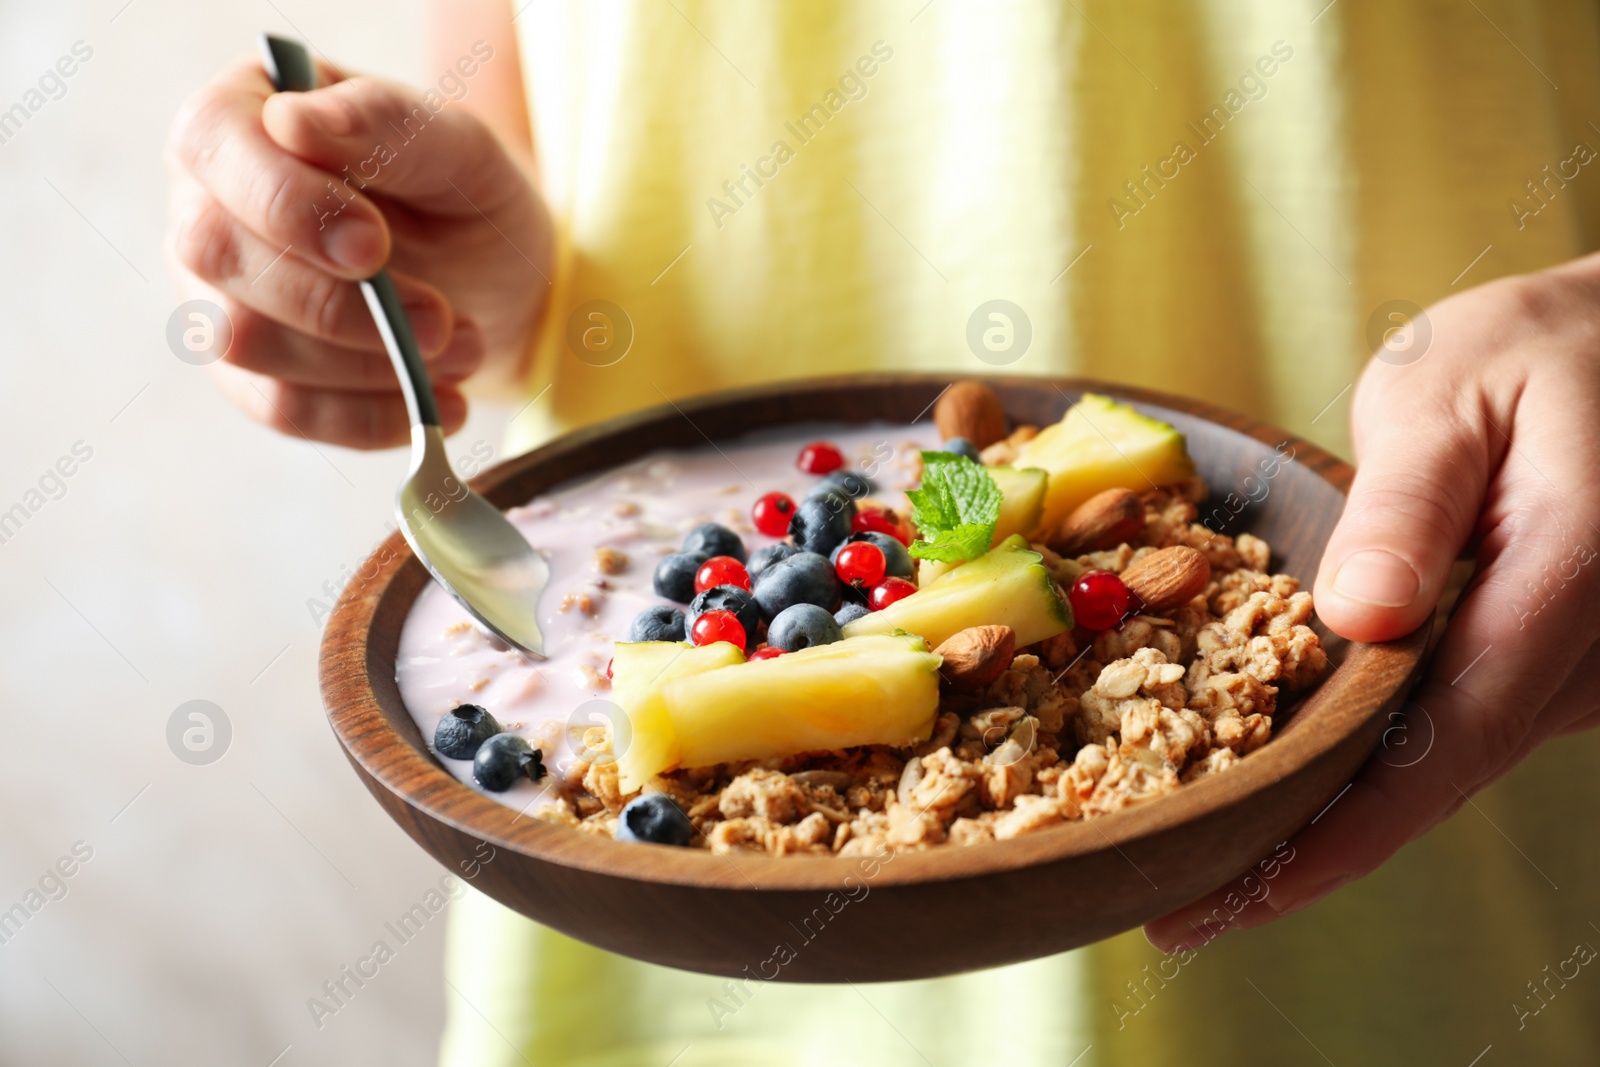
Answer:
[[395, 422, 939, 809]]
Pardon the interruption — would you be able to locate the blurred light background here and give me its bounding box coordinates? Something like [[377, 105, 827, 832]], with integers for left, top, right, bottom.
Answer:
[[0, 2, 510, 1063]]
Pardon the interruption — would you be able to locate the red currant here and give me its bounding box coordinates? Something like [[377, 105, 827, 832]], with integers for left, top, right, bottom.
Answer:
[[751, 492, 796, 537], [694, 555, 751, 593], [691, 609, 747, 649], [853, 507, 912, 546], [749, 646, 786, 661], [1069, 570, 1133, 631], [835, 541, 887, 587], [797, 441, 845, 475], [868, 577, 918, 611]]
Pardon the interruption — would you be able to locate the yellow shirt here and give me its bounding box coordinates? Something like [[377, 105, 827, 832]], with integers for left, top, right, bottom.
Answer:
[[445, 2, 1600, 1063]]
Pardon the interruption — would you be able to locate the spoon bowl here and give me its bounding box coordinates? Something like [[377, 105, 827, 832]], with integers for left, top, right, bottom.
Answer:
[[393, 423, 550, 655]]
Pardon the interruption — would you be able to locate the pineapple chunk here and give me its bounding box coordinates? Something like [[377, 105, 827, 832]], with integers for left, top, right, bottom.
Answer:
[[612, 640, 745, 792], [988, 465, 1047, 544], [661, 635, 941, 770], [1015, 393, 1193, 536], [917, 466, 1046, 588], [916, 558, 954, 588], [845, 535, 1071, 648]]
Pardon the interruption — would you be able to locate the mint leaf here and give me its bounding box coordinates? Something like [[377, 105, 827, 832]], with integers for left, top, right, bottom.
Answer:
[[909, 522, 992, 562], [906, 452, 1001, 562]]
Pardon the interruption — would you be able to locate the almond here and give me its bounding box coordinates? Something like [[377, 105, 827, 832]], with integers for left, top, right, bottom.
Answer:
[[934, 381, 1008, 449], [1120, 546, 1210, 613], [1050, 488, 1145, 555], [934, 625, 1016, 692]]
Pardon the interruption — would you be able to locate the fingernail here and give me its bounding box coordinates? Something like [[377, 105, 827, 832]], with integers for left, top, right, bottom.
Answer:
[[322, 216, 383, 272], [1332, 549, 1420, 607], [298, 93, 355, 137]]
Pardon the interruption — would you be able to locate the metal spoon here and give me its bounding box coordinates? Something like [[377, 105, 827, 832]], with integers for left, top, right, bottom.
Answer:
[[261, 34, 548, 658]]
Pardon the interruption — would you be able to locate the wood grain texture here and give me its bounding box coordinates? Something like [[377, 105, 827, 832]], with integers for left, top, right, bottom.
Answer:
[[318, 375, 1430, 982]]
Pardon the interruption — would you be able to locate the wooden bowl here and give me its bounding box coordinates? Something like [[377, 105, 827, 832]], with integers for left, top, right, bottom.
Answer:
[[319, 375, 1428, 982]]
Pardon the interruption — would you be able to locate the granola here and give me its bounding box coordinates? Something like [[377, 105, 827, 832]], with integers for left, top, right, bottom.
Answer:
[[534, 479, 1329, 855]]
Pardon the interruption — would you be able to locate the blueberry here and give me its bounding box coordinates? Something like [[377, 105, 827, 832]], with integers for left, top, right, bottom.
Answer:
[[433, 704, 503, 760], [788, 496, 853, 557], [752, 551, 841, 619], [653, 551, 706, 603], [809, 469, 876, 502], [687, 585, 761, 649], [747, 542, 799, 583], [796, 483, 857, 524], [683, 522, 746, 563], [941, 436, 981, 462], [802, 488, 858, 528], [615, 793, 696, 846], [834, 602, 871, 626], [767, 604, 842, 652], [627, 604, 687, 642], [473, 733, 546, 792], [832, 531, 915, 580]]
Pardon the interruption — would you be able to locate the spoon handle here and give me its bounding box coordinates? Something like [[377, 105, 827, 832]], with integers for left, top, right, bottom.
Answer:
[[359, 275, 441, 428], [258, 34, 441, 429], [259, 34, 315, 92]]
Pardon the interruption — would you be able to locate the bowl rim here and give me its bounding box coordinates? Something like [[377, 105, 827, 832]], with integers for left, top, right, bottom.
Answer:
[[319, 373, 1429, 893]]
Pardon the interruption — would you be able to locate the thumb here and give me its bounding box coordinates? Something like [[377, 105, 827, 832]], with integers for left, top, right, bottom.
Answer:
[[1313, 374, 1489, 643], [261, 76, 516, 213]]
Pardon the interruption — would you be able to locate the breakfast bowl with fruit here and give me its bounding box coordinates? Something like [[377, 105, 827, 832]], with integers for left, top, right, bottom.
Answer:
[[319, 375, 1430, 981]]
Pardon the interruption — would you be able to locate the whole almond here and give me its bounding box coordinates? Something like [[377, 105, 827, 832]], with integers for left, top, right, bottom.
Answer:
[[1051, 488, 1145, 555], [1120, 546, 1210, 613], [934, 625, 1016, 692], [934, 381, 1007, 449]]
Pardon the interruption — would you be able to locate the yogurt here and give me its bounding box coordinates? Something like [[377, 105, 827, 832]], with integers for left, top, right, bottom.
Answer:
[[395, 421, 939, 810]]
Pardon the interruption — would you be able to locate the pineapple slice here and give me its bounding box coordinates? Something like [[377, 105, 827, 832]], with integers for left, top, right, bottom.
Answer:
[[612, 640, 745, 793], [1015, 394, 1194, 536], [845, 535, 1071, 648], [988, 465, 1047, 544], [655, 634, 940, 772], [917, 465, 1047, 588]]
